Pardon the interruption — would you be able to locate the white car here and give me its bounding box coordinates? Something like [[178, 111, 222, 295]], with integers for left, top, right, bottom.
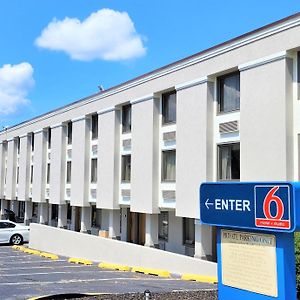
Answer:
[[0, 220, 30, 245]]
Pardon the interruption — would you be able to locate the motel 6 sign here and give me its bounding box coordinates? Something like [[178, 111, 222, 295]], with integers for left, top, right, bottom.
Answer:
[[200, 182, 300, 233], [200, 182, 300, 300]]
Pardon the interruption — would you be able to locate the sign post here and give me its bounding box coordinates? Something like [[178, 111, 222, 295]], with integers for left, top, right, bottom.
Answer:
[[200, 182, 300, 300]]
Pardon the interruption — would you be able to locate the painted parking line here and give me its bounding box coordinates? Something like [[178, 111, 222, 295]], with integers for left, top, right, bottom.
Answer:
[[0, 259, 67, 264], [0, 270, 127, 277], [0, 276, 179, 286], [0, 264, 94, 271]]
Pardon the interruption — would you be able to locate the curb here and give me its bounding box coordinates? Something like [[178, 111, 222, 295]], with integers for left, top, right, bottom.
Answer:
[[40, 252, 59, 260], [181, 273, 218, 284], [68, 257, 93, 265], [24, 248, 41, 255], [98, 262, 131, 271], [131, 267, 170, 278]]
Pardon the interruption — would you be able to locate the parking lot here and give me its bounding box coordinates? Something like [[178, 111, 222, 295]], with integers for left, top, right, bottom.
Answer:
[[0, 246, 216, 300]]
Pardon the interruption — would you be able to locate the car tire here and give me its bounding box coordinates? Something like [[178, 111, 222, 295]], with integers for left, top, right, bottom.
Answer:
[[10, 234, 23, 245]]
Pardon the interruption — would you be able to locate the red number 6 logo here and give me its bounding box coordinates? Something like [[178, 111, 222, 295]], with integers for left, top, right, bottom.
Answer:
[[263, 186, 284, 220]]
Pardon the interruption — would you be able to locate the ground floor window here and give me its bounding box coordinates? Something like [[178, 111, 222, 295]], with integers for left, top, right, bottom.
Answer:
[[183, 218, 195, 245], [158, 212, 169, 241], [51, 204, 58, 221], [32, 202, 38, 221]]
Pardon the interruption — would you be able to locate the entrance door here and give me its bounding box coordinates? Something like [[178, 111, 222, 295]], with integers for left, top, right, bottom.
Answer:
[[128, 212, 145, 245]]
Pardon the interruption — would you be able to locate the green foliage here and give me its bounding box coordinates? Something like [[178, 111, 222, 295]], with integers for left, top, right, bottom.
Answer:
[[294, 232, 300, 294]]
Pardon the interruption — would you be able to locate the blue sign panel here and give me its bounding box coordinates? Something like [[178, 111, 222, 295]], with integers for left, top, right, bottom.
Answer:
[[200, 182, 300, 233]]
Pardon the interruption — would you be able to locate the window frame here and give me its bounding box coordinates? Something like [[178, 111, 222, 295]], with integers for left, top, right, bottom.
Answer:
[[217, 71, 240, 114], [122, 104, 132, 134], [183, 218, 195, 246], [66, 161, 71, 184], [162, 91, 177, 125], [46, 163, 50, 184], [121, 154, 131, 182], [161, 149, 176, 182], [47, 127, 51, 149], [217, 142, 240, 181], [91, 114, 98, 140], [90, 158, 98, 183], [67, 122, 72, 145], [31, 133, 35, 152], [158, 212, 169, 241]]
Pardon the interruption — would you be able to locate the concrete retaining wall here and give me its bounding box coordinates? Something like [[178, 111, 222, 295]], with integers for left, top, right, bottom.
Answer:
[[29, 223, 217, 276]]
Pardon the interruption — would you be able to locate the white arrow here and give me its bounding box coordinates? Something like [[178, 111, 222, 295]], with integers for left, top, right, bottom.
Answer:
[[205, 198, 214, 209]]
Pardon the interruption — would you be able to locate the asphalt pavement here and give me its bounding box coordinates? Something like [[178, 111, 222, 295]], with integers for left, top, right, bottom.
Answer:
[[0, 246, 216, 300]]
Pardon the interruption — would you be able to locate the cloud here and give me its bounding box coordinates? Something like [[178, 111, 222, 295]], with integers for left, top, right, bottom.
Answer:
[[35, 9, 146, 61], [0, 63, 34, 115]]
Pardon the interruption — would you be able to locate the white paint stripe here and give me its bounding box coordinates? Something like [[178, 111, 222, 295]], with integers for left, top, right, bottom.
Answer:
[[0, 259, 66, 264], [0, 277, 175, 286], [0, 255, 35, 259], [1, 270, 120, 277], [0, 265, 87, 271]]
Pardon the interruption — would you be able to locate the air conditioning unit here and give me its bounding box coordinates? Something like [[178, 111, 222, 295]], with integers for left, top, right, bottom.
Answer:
[[67, 149, 72, 160], [219, 120, 239, 134], [163, 131, 176, 142], [91, 144, 98, 156]]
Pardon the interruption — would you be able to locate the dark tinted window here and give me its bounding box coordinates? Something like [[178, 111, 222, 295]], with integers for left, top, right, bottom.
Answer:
[[0, 222, 16, 228], [67, 122, 72, 145], [122, 104, 131, 133], [162, 91, 176, 124], [162, 150, 176, 181], [218, 72, 240, 113], [91, 114, 98, 139], [121, 155, 131, 182]]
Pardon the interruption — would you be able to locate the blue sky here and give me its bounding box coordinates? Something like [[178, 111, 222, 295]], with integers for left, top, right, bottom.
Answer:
[[0, 0, 299, 128]]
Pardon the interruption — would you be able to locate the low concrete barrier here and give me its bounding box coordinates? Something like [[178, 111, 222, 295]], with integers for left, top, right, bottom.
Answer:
[[29, 223, 217, 277]]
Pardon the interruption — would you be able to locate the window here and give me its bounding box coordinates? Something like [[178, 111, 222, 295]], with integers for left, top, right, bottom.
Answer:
[[31, 133, 34, 151], [67, 122, 72, 145], [18, 201, 25, 219], [32, 203, 38, 218], [66, 161, 71, 183], [67, 203, 72, 221], [30, 165, 33, 183], [218, 72, 240, 113], [91, 158, 97, 183], [162, 150, 176, 181], [183, 218, 195, 245], [122, 104, 131, 133], [46, 163, 50, 184], [91, 114, 98, 139], [48, 128, 51, 149], [91, 205, 100, 227], [51, 204, 58, 221], [17, 137, 20, 154], [162, 91, 176, 124], [121, 155, 131, 182], [16, 167, 19, 184], [0, 222, 16, 229], [218, 143, 240, 180], [158, 212, 168, 241]]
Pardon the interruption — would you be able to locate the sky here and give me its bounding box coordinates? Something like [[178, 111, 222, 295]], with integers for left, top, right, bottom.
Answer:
[[0, 0, 300, 128]]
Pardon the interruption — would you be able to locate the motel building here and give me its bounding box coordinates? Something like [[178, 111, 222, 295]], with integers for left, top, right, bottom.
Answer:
[[0, 13, 300, 262]]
